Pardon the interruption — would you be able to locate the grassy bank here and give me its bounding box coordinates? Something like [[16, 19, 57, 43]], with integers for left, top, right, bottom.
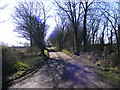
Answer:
[[2, 46, 48, 88], [53, 47, 120, 88]]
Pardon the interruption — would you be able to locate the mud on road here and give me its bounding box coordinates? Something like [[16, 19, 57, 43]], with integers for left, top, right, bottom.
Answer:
[[9, 48, 112, 88]]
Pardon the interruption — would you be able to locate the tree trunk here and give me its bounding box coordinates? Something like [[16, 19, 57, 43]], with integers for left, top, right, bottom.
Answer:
[[118, 25, 120, 64], [30, 34, 33, 52], [83, 9, 87, 52], [93, 32, 95, 45], [73, 22, 80, 55], [72, 34, 75, 52], [100, 28, 105, 51], [109, 29, 113, 53], [118, 25, 120, 49]]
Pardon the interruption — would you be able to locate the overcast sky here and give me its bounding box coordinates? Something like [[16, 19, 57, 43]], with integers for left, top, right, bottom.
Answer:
[[0, 0, 56, 46]]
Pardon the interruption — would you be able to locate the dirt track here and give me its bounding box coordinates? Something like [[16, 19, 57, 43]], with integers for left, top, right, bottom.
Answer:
[[9, 48, 112, 88]]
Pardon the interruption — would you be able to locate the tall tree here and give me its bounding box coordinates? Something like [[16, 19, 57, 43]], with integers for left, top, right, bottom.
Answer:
[[81, 0, 95, 52], [53, 14, 67, 49], [13, 1, 47, 55], [54, 0, 82, 55], [99, 2, 120, 64]]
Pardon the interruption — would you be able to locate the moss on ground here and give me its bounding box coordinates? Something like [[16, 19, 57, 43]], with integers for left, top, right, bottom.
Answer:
[[11, 56, 46, 79], [44, 49, 49, 57]]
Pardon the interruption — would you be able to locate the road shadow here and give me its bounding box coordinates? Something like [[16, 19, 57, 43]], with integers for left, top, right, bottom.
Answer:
[[42, 57, 106, 88], [37, 48, 111, 88], [47, 49, 57, 52]]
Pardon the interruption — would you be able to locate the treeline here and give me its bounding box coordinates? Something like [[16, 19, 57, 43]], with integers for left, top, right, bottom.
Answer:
[[12, 1, 48, 55], [49, 1, 120, 65], [10, 0, 120, 66]]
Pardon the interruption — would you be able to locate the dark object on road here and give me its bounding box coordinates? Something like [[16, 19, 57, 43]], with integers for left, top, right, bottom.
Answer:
[[74, 53, 80, 56]]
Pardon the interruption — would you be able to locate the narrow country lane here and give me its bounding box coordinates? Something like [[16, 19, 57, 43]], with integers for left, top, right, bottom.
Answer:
[[9, 48, 112, 88]]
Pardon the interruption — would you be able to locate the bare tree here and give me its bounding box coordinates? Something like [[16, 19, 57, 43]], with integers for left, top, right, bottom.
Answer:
[[118, 0, 120, 53], [81, 0, 95, 52], [99, 2, 120, 64], [87, 2, 102, 45], [54, 0, 83, 55], [13, 1, 48, 55]]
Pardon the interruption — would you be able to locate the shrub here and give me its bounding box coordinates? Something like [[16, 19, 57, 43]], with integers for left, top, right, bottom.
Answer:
[[100, 52, 119, 67], [17, 51, 26, 60], [13, 61, 28, 71], [2, 46, 20, 76]]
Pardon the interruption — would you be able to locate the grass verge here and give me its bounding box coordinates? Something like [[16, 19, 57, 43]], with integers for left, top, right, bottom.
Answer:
[[44, 49, 49, 57], [3, 56, 47, 89], [2, 46, 48, 89], [56, 48, 120, 88]]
